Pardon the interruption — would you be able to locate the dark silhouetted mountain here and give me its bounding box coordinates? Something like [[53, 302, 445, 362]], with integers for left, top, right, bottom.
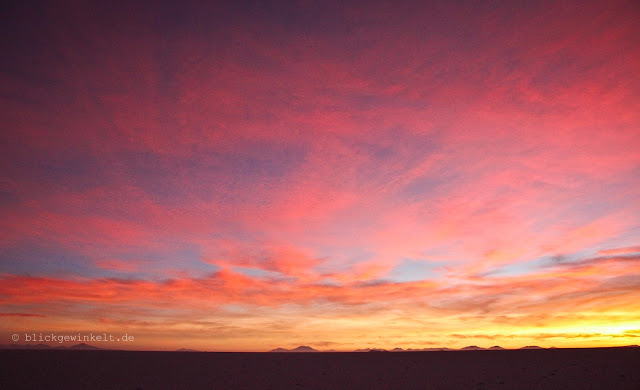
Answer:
[[391, 347, 404, 352], [67, 343, 100, 350], [176, 348, 199, 352], [489, 346, 505, 350], [291, 346, 318, 352], [354, 348, 388, 352], [405, 347, 454, 351], [520, 345, 544, 349], [270, 346, 319, 352], [460, 345, 484, 350], [429, 347, 454, 351]]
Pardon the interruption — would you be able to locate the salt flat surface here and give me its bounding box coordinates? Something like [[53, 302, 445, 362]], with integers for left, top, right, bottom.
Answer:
[[2, 347, 639, 389]]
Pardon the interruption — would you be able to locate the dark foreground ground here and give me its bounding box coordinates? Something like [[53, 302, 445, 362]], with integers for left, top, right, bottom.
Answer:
[[1, 348, 639, 389]]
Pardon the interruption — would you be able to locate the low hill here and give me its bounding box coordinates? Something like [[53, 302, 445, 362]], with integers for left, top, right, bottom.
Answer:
[[67, 343, 100, 350], [269, 346, 319, 352], [354, 348, 388, 352]]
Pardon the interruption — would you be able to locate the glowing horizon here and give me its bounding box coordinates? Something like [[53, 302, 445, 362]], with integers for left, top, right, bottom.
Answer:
[[1, 0, 639, 352]]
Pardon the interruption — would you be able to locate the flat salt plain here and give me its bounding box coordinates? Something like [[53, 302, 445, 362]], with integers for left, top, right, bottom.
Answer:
[[2, 347, 639, 389]]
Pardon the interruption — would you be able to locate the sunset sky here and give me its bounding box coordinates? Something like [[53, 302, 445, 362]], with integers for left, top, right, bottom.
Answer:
[[1, 0, 639, 351]]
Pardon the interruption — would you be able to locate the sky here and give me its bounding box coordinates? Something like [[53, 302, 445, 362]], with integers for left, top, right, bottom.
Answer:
[[0, 0, 639, 352]]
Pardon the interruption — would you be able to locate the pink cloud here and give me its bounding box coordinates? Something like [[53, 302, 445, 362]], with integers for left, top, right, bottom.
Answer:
[[94, 259, 150, 272], [598, 246, 640, 256]]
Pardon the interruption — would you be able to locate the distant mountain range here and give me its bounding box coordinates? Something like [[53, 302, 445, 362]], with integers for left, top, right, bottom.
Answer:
[[7, 343, 638, 353], [270, 345, 537, 352], [352, 345, 550, 352], [271, 345, 542, 352], [354, 348, 389, 352], [408, 347, 456, 351]]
